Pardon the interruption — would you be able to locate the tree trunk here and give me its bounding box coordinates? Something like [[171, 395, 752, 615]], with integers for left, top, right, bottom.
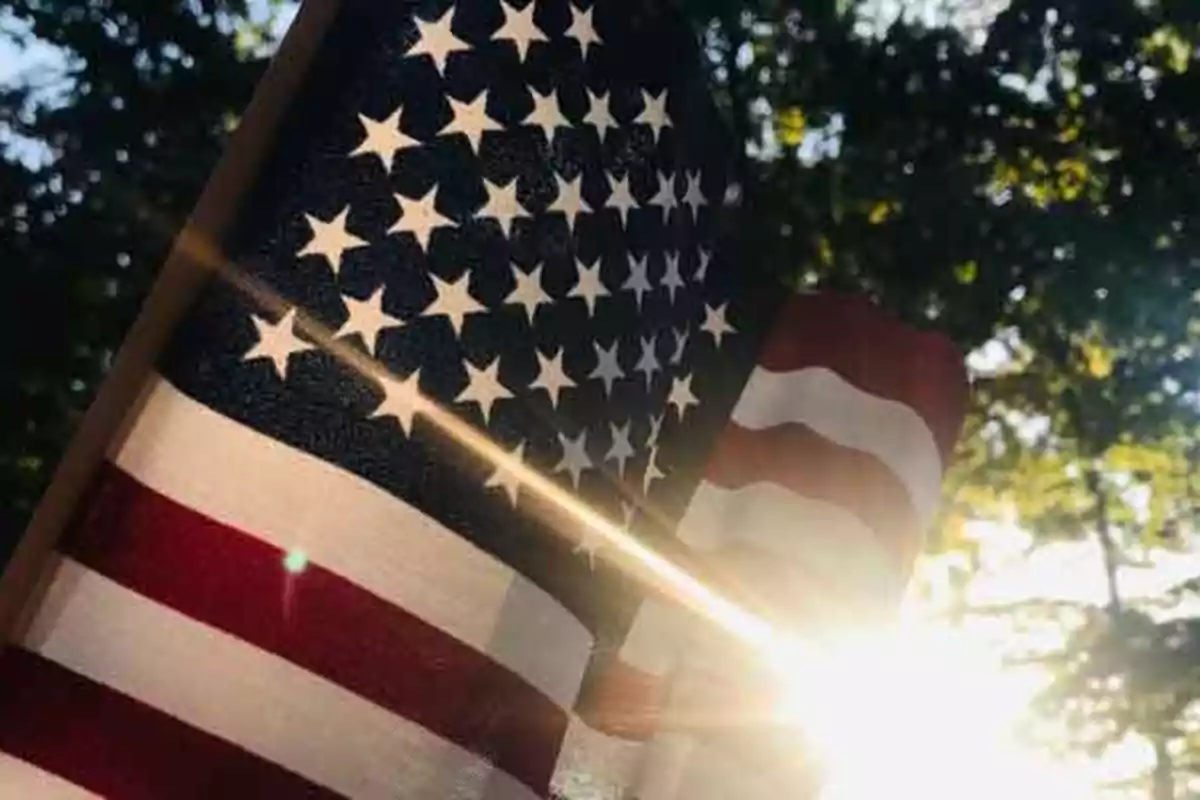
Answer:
[[1152, 736, 1174, 800], [1085, 469, 1122, 615], [1082, 469, 1177, 800]]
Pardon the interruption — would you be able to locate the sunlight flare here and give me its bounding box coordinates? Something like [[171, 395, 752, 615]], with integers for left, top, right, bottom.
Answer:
[[770, 616, 1095, 800]]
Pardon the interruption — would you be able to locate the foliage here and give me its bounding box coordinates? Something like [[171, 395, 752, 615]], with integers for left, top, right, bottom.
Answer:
[[0, 0, 277, 545], [6, 0, 1200, 797], [1035, 609, 1200, 755], [683, 0, 1200, 795]]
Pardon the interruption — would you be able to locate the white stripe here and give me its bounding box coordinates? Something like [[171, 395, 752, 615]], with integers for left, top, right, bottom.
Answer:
[[0, 753, 101, 800], [618, 597, 691, 676], [481, 769, 545, 800], [662, 745, 794, 800], [551, 715, 645, 800], [487, 580, 592, 714], [732, 367, 943, 528], [111, 375, 590, 709], [632, 602, 813, 800], [636, 666, 802, 800], [23, 560, 538, 800], [678, 481, 904, 605], [631, 733, 694, 800]]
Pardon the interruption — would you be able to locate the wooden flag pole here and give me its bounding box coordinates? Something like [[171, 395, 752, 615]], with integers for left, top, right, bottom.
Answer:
[[0, 0, 343, 644]]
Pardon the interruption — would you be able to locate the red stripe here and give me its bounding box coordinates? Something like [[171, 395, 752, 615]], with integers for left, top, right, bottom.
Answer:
[[756, 292, 968, 462], [706, 423, 920, 570], [0, 648, 334, 799], [62, 464, 566, 796], [575, 657, 670, 741]]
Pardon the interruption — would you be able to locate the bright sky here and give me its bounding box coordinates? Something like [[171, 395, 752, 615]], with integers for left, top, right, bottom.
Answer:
[[772, 502, 1200, 800], [780, 613, 1097, 800], [0, 2, 297, 166], [0, 1, 296, 79], [850, 0, 1013, 46], [0, 10, 63, 164], [775, 552, 1116, 799]]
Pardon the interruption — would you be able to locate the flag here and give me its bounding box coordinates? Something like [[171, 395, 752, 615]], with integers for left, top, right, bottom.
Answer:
[[591, 292, 969, 798], [0, 1, 968, 799]]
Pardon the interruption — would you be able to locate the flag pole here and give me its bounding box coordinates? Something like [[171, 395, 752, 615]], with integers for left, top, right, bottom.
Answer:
[[0, 0, 343, 645]]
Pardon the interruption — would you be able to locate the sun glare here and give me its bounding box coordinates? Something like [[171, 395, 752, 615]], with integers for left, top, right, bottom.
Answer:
[[771, 616, 1096, 800]]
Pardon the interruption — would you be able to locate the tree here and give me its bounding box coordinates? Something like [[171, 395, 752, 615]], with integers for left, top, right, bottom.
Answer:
[[0, 0, 281, 547], [684, 0, 1200, 796], [954, 328, 1200, 798], [6, 1, 1200, 797]]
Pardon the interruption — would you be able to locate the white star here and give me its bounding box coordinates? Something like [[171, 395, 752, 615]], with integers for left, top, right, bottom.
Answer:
[[646, 413, 664, 448], [643, 446, 666, 494], [486, 441, 527, 506], [371, 368, 425, 437], [576, 503, 632, 568], [548, 173, 592, 233], [590, 340, 625, 397], [667, 373, 699, 420], [389, 186, 454, 252], [682, 171, 707, 219], [524, 87, 571, 146], [700, 302, 736, 348], [661, 251, 685, 303], [568, 257, 610, 317], [554, 430, 593, 490], [407, 8, 470, 75], [422, 272, 486, 336], [635, 335, 660, 389], [244, 309, 314, 380], [337, 288, 403, 355], [648, 172, 678, 222], [670, 327, 689, 365], [695, 249, 712, 283], [476, 178, 532, 237], [505, 263, 551, 324], [725, 181, 743, 207], [584, 90, 618, 142], [565, 4, 602, 59], [574, 529, 604, 571], [636, 90, 671, 142], [297, 207, 367, 276], [492, 0, 548, 62], [456, 357, 514, 423], [350, 109, 418, 173], [605, 421, 635, 478], [605, 173, 637, 227], [623, 253, 652, 310], [440, 91, 503, 154], [531, 348, 577, 409]]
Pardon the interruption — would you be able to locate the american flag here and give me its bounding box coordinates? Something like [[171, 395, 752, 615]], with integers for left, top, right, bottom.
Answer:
[[0, 1, 967, 799]]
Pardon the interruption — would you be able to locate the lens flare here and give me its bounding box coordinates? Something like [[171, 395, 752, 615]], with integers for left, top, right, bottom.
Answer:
[[181, 234, 786, 659]]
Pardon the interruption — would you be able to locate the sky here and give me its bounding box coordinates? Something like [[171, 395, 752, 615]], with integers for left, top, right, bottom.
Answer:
[[0, 11, 61, 84], [0, 1, 297, 81], [0, 2, 298, 166], [851, 0, 1013, 47]]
